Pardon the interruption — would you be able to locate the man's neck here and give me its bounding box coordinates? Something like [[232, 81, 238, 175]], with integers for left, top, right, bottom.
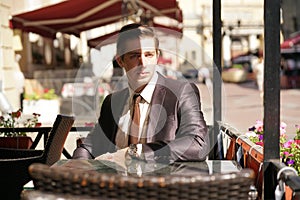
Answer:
[[128, 72, 158, 102], [134, 85, 146, 93]]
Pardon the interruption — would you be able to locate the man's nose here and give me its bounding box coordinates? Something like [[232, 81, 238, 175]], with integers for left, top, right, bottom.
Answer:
[[138, 54, 145, 66]]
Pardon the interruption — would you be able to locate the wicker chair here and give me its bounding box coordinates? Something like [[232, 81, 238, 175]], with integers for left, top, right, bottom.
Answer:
[[0, 114, 74, 200], [25, 162, 255, 200]]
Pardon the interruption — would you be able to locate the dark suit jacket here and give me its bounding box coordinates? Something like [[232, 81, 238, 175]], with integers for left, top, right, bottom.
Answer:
[[73, 73, 209, 162]]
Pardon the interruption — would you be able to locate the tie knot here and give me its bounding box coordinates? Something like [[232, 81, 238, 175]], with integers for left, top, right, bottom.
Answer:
[[133, 94, 142, 103]]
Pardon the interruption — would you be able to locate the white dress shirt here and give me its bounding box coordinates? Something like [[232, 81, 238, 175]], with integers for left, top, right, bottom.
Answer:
[[115, 72, 158, 149]]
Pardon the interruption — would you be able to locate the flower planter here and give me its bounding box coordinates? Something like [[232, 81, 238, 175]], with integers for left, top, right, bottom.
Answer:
[[0, 136, 33, 149], [222, 68, 248, 83], [23, 99, 60, 124], [236, 135, 263, 198]]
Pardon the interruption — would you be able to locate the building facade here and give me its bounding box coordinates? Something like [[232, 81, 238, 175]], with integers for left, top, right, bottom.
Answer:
[[179, 0, 264, 70], [0, 0, 20, 111]]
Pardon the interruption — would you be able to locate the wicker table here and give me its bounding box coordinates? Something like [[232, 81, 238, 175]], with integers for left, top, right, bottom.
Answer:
[[23, 159, 255, 200]]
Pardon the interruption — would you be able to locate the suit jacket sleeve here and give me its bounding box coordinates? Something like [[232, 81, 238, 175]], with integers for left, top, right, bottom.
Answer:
[[142, 81, 210, 163], [72, 94, 118, 159]]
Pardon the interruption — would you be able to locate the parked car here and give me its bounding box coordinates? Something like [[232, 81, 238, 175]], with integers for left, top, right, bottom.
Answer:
[[182, 69, 199, 79]]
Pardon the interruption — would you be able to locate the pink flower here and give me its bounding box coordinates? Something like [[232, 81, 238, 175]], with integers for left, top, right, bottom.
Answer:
[[85, 122, 95, 127], [98, 87, 104, 95], [283, 140, 294, 148], [280, 122, 287, 135], [256, 141, 263, 146], [255, 120, 263, 133], [281, 122, 287, 129]]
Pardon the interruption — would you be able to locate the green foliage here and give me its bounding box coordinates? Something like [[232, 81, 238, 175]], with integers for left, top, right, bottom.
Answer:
[[0, 109, 41, 137], [232, 64, 244, 69], [25, 88, 58, 100]]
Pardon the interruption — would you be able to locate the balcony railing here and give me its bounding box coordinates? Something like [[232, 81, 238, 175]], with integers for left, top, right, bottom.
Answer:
[[0, 126, 92, 158], [219, 122, 300, 199]]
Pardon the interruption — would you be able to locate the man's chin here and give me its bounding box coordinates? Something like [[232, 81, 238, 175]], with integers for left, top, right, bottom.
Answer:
[[138, 73, 151, 80], [130, 79, 150, 91]]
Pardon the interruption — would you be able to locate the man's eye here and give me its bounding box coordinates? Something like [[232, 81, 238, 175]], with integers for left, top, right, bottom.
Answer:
[[130, 54, 139, 59], [145, 53, 154, 57]]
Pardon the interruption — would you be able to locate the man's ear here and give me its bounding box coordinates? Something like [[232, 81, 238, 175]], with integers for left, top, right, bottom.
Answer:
[[155, 50, 160, 63], [116, 55, 124, 68], [156, 50, 160, 58]]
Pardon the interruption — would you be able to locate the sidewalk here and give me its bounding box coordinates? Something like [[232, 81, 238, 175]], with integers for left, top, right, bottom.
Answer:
[[198, 80, 300, 137]]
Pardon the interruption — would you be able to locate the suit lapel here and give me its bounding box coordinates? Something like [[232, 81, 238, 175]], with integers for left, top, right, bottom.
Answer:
[[110, 89, 129, 141], [146, 75, 166, 141]]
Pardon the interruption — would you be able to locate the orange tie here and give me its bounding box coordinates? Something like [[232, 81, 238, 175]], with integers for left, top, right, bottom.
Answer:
[[130, 94, 142, 144]]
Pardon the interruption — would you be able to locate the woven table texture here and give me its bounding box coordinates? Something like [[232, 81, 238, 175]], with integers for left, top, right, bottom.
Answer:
[[28, 163, 255, 200]]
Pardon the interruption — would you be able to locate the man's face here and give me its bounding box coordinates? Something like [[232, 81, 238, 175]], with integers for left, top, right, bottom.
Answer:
[[117, 37, 158, 91]]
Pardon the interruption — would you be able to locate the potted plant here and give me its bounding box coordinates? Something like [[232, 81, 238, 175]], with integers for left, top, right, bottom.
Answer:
[[246, 120, 300, 175], [23, 88, 60, 124], [0, 109, 41, 149], [222, 64, 248, 83]]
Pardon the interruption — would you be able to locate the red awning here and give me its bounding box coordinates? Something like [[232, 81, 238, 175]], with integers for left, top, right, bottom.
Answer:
[[281, 34, 300, 49], [88, 30, 119, 49], [11, 0, 182, 39]]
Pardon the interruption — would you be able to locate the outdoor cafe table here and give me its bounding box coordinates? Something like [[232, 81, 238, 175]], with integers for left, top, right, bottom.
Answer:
[[52, 159, 242, 174], [23, 159, 255, 200]]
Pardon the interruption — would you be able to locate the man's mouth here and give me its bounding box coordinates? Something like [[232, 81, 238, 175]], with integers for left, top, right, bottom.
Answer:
[[138, 71, 148, 76]]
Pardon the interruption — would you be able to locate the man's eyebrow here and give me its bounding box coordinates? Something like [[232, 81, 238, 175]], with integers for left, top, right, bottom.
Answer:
[[127, 51, 140, 55], [126, 49, 156, 54]]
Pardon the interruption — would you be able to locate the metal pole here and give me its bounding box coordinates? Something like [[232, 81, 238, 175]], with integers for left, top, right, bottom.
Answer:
[[211, 0, 222, 159], [263, 0, 281, 198]]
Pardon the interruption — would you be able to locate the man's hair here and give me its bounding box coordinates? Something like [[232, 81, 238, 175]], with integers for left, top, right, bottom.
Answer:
[[116, 23, 159, 57]]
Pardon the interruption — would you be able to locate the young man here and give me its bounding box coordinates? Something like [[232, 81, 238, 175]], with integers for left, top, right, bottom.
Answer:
[[73, 23, 209, 164]]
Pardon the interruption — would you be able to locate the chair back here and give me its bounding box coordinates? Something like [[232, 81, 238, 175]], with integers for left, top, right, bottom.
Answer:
[[28, 163, 255, 200], [42, 114, 74, 165]]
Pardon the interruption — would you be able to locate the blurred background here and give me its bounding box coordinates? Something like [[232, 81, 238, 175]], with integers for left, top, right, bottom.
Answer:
[[1, 0, 300, 152]]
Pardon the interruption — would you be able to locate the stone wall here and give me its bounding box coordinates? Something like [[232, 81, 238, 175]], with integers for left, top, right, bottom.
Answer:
[[0, 0, 20, 112]]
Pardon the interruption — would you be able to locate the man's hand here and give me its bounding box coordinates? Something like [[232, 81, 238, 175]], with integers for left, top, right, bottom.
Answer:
[[125, 144, 145, 164], [95, 145, 146, 175], [95, 147, 129, 170]]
